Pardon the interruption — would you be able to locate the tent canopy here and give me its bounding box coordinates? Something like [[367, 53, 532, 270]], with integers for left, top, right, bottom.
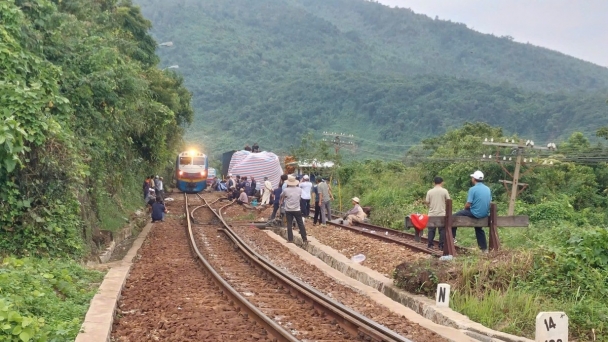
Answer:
[[228, 150, 284, 188]]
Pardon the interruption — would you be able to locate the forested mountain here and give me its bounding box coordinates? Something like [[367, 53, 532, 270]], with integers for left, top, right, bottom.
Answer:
[[135, 0, 608, 157]]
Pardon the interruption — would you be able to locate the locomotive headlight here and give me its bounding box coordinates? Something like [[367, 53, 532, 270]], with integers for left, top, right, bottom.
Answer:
[[200, 171, 206, 176], [178, 171, 184, 176]]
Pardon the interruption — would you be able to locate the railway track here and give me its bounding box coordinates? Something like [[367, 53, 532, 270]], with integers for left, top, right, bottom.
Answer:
[[311, 210, 467, 256], [111, 196, 278, 341], [332, 221, 468, 256], [189, 193, 414, 342], [183, 194, 297, 341]]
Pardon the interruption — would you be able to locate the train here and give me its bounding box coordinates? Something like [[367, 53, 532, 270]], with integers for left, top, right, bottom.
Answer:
[[175, 150, 208, 193]]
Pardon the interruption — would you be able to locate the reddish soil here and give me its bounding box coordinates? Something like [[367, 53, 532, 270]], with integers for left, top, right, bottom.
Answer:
[[110, 198, 273, 342], [306, 224, 431, 277]]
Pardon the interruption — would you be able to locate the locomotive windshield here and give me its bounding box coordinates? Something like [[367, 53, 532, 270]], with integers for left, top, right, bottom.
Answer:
[[193, 157, 206, 166], [179, 156, 192, 165]]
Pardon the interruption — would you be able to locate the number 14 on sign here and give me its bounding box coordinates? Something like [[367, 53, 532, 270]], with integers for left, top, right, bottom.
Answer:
[[536, 312, 568, 342]]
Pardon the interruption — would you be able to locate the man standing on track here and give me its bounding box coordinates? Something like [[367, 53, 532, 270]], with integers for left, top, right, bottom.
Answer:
[[261, 177, 272, 205], [317, 178, 333, 227], [279, 175, 308, 243], [312, 178, 321, 226], [157, 176, 165, 200], [425, 176, 450, 250], [452, 170, 492, 253], [143, 176, 150, 200], [299, 175, 312, 218]]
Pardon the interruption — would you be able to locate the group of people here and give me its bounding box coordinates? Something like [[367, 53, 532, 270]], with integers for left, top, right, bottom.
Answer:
[[224, 175, 262, 204], [424, 170, 491, 253], [244, 143, 261, 153], [143, 175, 167, 223]]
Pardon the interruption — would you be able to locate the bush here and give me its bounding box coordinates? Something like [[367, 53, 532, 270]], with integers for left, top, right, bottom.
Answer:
[[523, 196, 575, 224], [0, 257, 104, 341]]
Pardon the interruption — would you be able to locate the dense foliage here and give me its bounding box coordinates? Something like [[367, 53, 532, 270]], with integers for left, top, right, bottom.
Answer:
[[333, 125, 608, 340], [0, 0, 193, 257], [0, 257, 103, 341], [135, 0, 608, 157]]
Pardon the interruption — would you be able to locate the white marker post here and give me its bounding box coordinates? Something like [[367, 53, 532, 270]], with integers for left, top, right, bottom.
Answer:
[[435, 283, 450, 307], [535, 312, 568, 342]]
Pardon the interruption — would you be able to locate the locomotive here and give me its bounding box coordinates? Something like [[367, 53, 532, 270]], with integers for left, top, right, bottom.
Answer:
[[175, 150, 208, 193]]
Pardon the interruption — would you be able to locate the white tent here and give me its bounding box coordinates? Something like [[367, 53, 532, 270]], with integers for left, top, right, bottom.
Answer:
[[228, 151, 284, 188]]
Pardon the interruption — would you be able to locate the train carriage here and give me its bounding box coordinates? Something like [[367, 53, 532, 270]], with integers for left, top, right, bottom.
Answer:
[[175, 151, 208, 193]]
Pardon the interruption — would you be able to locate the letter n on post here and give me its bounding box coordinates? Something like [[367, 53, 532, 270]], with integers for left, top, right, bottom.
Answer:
[[436, 283, 451, 307]]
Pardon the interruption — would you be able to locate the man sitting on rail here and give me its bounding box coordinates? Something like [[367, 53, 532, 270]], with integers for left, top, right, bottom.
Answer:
[[341, 197, 367, 225], [452, 170, 492, 253]]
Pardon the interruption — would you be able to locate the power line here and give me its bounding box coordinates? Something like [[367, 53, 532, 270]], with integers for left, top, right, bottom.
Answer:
[[322, 132, 357, 154]]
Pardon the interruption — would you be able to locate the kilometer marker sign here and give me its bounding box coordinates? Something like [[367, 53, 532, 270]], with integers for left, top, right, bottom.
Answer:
[[535, 312, 568, 342]]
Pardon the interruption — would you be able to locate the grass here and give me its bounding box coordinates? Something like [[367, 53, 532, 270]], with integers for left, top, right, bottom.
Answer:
[[451, 286, 541, 336], [0, 257, 104, 341], [97, 180, 144, 233]]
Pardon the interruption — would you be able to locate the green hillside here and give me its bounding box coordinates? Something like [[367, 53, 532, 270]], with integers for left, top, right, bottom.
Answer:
[[134, 0, 608, 157]]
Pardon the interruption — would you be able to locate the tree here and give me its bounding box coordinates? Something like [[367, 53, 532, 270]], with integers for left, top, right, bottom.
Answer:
[[597, 126, 608, 140]]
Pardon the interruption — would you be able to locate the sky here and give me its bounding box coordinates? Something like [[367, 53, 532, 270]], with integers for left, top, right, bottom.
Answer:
[[377, 0, 608, 67]]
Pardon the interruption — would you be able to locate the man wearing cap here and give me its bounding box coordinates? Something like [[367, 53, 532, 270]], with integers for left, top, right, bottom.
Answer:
[[145, 189, 156, 211], [342, 197, 367, 225], [261, 177, 272, 205], [452, 170, 492, 252], [299, 175, 312, 218], [425, 176, 450, 250], [279, 175, 308, 243]]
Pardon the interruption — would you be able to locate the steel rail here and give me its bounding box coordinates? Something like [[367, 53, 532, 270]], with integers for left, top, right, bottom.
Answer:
[[350, 221, 468, 254], [183, 194, 298, 342], [328, 220, 442, 255], [197, 194, 413, 342], [310, 209, 467, 256]]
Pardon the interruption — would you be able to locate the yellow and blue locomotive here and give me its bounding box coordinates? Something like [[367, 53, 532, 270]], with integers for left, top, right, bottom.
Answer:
[[175, 151, 208, 193]]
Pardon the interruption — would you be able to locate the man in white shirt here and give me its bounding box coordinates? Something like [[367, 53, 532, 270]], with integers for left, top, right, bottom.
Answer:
[[299, 175, 312, 218], [261, 176, 272, 205], [279, 175, 308, 243], [157, 176, 164, 200]]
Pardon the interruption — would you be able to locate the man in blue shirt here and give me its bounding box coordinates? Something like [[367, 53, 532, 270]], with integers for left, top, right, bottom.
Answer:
[[151, 197, 167, 223], [452, 170, 492, 252]]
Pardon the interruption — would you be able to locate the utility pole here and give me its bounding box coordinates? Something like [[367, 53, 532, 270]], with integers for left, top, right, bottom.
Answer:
[[482, 138, 556, 215], [322, 132, 357, 155]]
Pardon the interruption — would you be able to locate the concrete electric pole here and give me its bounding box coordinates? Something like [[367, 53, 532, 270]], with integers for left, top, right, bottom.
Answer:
[[322, 132, 357, 155], [482, 138, 556, 215]]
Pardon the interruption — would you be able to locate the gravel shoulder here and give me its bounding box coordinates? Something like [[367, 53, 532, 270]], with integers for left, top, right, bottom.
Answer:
[[226, 220, 448, 342], [306, 223, 431, 277]]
